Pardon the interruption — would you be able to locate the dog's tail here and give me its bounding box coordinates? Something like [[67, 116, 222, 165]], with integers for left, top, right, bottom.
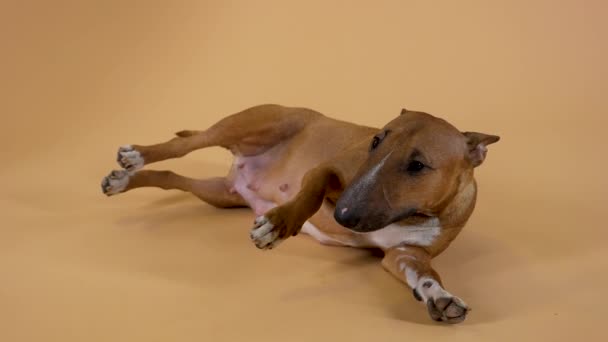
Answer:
[[175, 130, 203, 138]]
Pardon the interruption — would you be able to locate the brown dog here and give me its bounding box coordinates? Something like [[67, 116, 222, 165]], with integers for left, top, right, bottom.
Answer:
[[101, 104, 499, 323]]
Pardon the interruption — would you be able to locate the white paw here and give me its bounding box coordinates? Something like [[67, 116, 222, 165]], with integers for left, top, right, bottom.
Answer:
[[414, 278, 469, 324], [117, 145, 144, 172], [250, 216, 284, 250], [101, 170, 130, 196]]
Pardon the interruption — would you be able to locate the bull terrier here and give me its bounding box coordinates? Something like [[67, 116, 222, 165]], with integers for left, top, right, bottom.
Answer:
[[101, 104, 500, 323]]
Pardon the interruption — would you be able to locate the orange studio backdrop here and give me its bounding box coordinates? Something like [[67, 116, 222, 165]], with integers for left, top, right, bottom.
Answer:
[[1, 1, 606, 341]]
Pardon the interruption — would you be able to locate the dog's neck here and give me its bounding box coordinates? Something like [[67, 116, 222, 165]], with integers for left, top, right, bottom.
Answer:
[[438, 175, 478, 230]]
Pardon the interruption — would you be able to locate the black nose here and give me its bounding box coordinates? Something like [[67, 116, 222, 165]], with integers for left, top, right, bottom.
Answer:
[[334, 206, 361, 229]]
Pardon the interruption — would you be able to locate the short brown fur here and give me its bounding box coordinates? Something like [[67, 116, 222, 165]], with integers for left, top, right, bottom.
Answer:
[[102, 104, 499, 323]]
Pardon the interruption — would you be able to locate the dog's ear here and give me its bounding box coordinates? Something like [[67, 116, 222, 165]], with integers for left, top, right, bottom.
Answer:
[[400, 108, 408, 115], [462, 132, 500, 167]]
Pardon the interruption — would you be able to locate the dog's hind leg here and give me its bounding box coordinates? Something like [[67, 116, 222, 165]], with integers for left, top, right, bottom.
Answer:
[[101, 169, 247, 208], [116, 104, 319, 172]]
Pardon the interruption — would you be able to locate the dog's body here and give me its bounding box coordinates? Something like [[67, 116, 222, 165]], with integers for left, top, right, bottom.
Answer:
[[102, 104, 499, 323]]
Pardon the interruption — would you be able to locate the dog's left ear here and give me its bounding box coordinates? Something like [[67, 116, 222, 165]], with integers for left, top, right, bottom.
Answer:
[[463, 132, 500, 167]]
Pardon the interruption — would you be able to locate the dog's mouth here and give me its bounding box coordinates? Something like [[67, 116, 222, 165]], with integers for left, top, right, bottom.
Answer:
[[341, 208, 432, 233], [409, 211, 434, 219], [389, 208, 419, 223]]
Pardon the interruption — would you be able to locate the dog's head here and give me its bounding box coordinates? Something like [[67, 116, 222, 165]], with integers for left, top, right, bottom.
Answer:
[[334, 109, 499, 232]]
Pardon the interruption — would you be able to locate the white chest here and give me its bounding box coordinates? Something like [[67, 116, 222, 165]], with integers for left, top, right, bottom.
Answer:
[[301, 218, 442, 250], [361, 220, 442, 249]]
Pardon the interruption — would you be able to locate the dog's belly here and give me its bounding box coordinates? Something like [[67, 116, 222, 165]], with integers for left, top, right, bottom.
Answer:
[[231, 150, 296, 216], [231, 166, 280, 216]]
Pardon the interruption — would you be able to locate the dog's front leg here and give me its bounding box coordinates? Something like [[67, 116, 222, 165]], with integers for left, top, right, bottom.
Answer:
[[250, 165, 342, 249], [382, 245, 470, 324]]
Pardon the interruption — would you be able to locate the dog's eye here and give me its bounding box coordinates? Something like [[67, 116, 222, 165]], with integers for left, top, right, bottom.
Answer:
[[406, 161, 425, 173], [370, 136, 381, 150]]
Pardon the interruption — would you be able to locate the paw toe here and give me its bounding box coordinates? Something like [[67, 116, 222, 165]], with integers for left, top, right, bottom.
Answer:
[[254, 229, 279, 249], [101, 177, 110, 193], [426, 299, 444, 322], [250, 217, 272, 238], [117, 145, 144, 172], [435, 297, 453, 311], [445, 300, 467, 319], [250, 216, 283, 250], [427, 296, 469, 324], [101, 170, 130, 196]]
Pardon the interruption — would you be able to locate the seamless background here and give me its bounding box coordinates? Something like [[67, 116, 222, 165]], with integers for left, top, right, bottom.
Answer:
[[1, 1, 607, 341]]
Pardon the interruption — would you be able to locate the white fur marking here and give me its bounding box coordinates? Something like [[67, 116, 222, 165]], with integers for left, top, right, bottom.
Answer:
[[256, 229, 279, 247], [405, 267, 419, 289], [395, 254, 417, 263], [251, 220, 274, 239], [250, 216, 281, 249], [301, 221, 341, 245], [357, 151, 392, 190], [254, 216, 266, 225], [415, 277, 456, 304], [102, 170, 130, 195], [118, 145, 144, 173], [364, 218, 441, 249]]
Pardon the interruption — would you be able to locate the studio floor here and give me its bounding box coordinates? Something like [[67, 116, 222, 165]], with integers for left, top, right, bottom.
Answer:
[[1, 1, 606, 341]]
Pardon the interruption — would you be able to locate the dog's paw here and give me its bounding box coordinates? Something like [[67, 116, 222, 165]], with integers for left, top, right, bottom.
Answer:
[[101, 170, 130, 196], [415, 278, 469, 324], [250, 216, 285, 250], [426, 294, 469, 324], [249, 207, 302, 250], [117, 145, 144, 172]]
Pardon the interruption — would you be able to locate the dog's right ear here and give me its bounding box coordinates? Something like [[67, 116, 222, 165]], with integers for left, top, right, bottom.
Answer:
[[463, 132, 500, 167]]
